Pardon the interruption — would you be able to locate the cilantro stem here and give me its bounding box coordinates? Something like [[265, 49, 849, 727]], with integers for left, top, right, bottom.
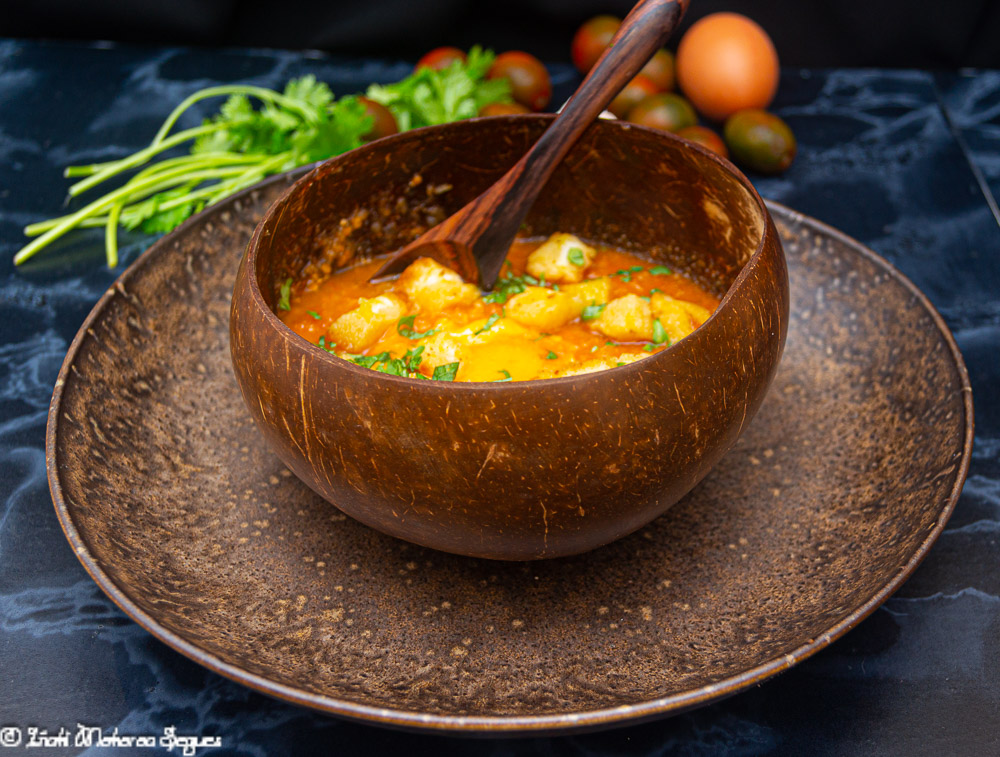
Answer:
[[65, 123, 227, 194], [14, 165, 251, 265], [152, 85, 318, 146], [105, 201, 123, 268], [23, 154, 288, 238]]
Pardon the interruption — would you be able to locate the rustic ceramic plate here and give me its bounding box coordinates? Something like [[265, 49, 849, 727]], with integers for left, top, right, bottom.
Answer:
[[47, 173, 972, 735]]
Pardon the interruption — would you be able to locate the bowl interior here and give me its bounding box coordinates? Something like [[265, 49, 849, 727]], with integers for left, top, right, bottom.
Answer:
[[252, 116, 766, 311]]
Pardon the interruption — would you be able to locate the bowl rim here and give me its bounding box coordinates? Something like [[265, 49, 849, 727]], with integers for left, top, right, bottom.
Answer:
[[240, 114, 780, 389]]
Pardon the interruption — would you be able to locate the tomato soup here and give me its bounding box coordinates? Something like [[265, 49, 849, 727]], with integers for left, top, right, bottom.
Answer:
[[279, 233, 720, 382]]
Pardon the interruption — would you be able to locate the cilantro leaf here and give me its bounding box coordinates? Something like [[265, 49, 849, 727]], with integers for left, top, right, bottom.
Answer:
[[432, 362, 460, 381], [397, 314, 437, 339], [650, 265, 672, 275], [283, 75, 334, 112], [474, 312, 501, 334], [652, 319, 669, 345], [349, 352, 387, 368], [292, 95, 371, 164], [122, 185, 204, 233], [277, 278, 292, 311], [484, 272, 528, 304], [581, 303, 606, 321], [567, 247, 585, 266], [404, 346, 425, 372], [379, 357, 409, 376]]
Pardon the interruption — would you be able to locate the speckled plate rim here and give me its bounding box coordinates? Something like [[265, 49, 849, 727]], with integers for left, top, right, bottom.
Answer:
[[45, 173, 974, 736]]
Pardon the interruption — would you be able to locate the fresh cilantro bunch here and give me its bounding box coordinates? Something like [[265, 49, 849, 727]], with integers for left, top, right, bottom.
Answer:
[[191, 78, 371, 164], [365, 46, 510, 130], [15, 52, 514, 268]]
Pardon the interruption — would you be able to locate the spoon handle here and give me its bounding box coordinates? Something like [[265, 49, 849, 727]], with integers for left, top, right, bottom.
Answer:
[[465, 0, 690, 287], [372, 0, 688, 289]]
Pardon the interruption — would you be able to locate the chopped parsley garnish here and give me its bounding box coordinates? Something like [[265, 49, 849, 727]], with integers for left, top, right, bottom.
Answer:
[[650, 265, 672, 275], [643, 344, 654, 352], [317, 335, 337, 352], [650, 288, 662, 294], [652, 320, 669, 345], [397, 314, 436, 339], [545, 350, 558, 360], [567, 247, 586, 267], [615, 266, 644, 283], [474, 312, 501, 335], [277, 278, 292, 311], [404, 346, 425, 372], [379, 357, 409, 376], [581, 303, 606, 321], [347, 348, 430, 379], [432, 362, 460, 381], [306, 310, 321, 320], [349, 353, 386, 369], [495, 370, 513, 382], [484, 273, 527, 304]]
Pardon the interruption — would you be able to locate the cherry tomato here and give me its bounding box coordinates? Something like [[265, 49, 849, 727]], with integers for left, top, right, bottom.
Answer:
[[723, 109, 796, 173], [357, 97, 398, 141], [487, 51, 552, 112], [625, 93, 697, 133], [571, 15, 620, 74], [608, 75, 660, 119], [639, 49, 675, 92], [676, 125, 728, 158], [478, 102, 531, 116], [415, 47, 466, 72]]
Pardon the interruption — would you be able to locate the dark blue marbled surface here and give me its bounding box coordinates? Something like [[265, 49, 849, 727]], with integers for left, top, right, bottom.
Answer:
[[1, 40, 998, 755]]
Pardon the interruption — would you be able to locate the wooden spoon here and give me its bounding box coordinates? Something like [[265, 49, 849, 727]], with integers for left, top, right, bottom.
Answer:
[[371, 0, 690, 289]]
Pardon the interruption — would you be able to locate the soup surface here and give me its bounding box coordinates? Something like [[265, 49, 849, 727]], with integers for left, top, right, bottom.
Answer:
[[280, 233, 720, 382]]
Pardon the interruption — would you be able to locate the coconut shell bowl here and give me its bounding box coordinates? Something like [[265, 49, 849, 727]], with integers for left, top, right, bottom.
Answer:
[[229, 115, 788, 560]]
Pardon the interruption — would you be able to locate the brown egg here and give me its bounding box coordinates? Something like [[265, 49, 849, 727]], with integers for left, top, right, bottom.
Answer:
[[676, 13, 779, 122]]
